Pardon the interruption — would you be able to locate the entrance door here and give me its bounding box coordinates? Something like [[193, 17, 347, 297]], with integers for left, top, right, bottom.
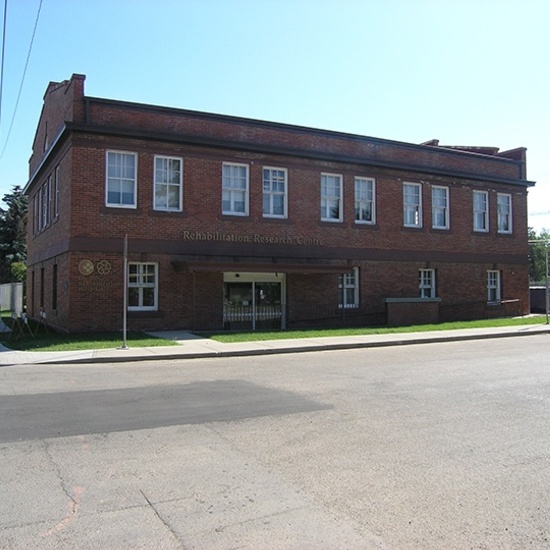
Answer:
[[223, 273, 285, 330]]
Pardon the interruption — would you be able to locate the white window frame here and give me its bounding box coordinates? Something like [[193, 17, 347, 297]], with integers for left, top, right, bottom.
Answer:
[[354, 177, 376, 224], [41, 181, 49, 228], [222, 162, 249, 216], [403, 182, 422, 228], [128, 262, 158, 311], [154, 155, 183, 212], [106, 150, 137, 208], [487, 270, 501, 303], [321, 173, 343, 222], [432, 185, 449, 230], [473, 190, 489, 232], [262, 167, 287, 218], [419, 268, 436, 298], [33, 193, 39, 235], [54, 166, 60, 218], [497, 193, 512, 234], [338, 267, 359, 308]]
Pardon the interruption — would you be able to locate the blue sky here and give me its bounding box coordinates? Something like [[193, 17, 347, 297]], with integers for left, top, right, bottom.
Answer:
[[0, 0, 549, 230]]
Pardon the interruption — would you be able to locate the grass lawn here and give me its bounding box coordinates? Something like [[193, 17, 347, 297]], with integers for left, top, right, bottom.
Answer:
[[203, 315, 548, 343], [0, 311, 546, 351], [0, 311, 177, 352]]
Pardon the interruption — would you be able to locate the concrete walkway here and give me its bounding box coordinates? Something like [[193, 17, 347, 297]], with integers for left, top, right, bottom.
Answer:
[[0, 323, 549, 366]]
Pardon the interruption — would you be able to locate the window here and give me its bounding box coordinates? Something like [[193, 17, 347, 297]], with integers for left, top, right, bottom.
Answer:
[[338, 268, 359, 308], [41, 182, 49, 228], [222, 163, 249, 215], [473, 190, 488, 232], [52, 264, 58, 311], [497, 193, 512, 234], [487, 270, 501, 302], [33, 194, 39, 235], [106, 151, 137, 208], [321, 173, 343, 222], [419, 269, 436, 298], [40, 267, 45, 308], [263, 167, 287, 218], [355, 177, 375, 224], [154, 156, 183, 211], [432, 186, 449, 229], [128, 263, 158, 311], [54, 166, 60, 218], [403, 183, 422, 227]]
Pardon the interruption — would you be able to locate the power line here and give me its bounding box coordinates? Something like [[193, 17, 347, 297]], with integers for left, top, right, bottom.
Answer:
[[0, 0, 43, 162], [0, 0, 8, 134]]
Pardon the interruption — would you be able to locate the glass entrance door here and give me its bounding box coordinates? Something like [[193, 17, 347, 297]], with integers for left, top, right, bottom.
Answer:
[[223, 273, 285, 330]]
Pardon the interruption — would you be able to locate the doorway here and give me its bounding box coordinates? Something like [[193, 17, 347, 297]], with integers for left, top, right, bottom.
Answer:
[[223, 272, 286, 330]]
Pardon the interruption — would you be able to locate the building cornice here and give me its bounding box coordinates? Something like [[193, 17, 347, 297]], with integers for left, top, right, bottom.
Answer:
[[65, 121, 534, 188]]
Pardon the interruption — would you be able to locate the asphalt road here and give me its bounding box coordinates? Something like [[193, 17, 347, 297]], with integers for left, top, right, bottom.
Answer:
[[1, 335, 550, 549]]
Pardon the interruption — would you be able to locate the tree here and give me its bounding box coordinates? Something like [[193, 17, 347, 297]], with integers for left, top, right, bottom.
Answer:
[[528, 227, 550, 284], [0, 185, 28, 283]]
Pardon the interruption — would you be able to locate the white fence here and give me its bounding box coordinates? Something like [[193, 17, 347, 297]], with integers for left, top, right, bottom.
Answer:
[[0, 282, 23, 314]]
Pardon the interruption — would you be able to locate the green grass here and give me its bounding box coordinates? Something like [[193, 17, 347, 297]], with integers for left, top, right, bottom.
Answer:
[[202, 315, 548, 343], [0, 311, 546, 351], [0, 312, 177, 352]]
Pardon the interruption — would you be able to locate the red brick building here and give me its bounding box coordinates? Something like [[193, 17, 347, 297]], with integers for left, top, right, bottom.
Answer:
[[24, 74, 534, 332]]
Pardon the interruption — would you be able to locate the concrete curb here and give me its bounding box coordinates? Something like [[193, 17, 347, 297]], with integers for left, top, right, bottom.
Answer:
[[38, 325, 550, 365]]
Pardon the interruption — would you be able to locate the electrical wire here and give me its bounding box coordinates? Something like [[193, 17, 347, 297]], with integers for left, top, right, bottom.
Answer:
[[0, 0, 8, 135], [0, 0, 43, 162]]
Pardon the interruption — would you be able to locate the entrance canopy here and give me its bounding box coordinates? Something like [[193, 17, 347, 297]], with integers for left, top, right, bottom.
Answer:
[[171, 258, 352, 273]]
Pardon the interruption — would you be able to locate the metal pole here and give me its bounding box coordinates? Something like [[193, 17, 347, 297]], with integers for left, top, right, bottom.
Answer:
[[120, 234, 129, 349], [546, 246, 549, 325]]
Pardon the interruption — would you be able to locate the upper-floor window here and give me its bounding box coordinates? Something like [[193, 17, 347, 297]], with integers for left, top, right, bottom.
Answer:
[[487, 270, 501, 303], [222, 162, 249, 216], [338, 268, 359, 308], [128, 262, 158, 311], [41, 180, 50, 229], [473, 190, 488, 232], [54, 166, 60, 218], [106, 151, 137, 208], [419, 268, 436, 298], [403, 183, 422, 228], [432, 186, 449, 229], [33, 193, 39, 235], [154, 156, 183, 212], [321, 173, 343, 222], [263, 167, 287, 218], [497, 193, 512, 234], [355, 177, 375, 224]]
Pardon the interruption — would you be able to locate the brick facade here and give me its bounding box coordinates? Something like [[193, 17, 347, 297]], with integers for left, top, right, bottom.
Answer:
[[24, 74, 534, 333]]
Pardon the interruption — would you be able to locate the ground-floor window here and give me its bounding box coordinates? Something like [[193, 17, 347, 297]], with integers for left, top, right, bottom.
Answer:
[[128, 262, 158, 310], [419, 268, 436, 298], [338, 268, 359, 308], [487, 270, 501, 303]]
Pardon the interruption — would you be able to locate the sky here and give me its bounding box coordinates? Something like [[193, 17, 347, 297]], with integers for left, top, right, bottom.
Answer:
[[0, 0, 549, 230]]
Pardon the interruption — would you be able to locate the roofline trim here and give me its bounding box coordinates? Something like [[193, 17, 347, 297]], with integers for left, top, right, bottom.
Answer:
[[84, 96, 526, 166], [64, 122, 535, 188]]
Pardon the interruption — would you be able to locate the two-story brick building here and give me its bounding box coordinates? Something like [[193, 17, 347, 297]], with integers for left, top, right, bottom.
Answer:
[[24, 74, 534, 332]]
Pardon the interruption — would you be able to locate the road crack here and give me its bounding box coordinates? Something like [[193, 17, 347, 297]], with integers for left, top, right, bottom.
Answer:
[[140, 489, 187, 549]]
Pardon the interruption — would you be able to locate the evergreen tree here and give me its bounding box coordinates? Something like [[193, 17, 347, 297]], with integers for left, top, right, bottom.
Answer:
[[0, 185, 28, 283]]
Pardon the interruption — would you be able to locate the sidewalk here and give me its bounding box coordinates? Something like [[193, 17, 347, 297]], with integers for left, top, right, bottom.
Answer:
[[0, 323, 549, 366]]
